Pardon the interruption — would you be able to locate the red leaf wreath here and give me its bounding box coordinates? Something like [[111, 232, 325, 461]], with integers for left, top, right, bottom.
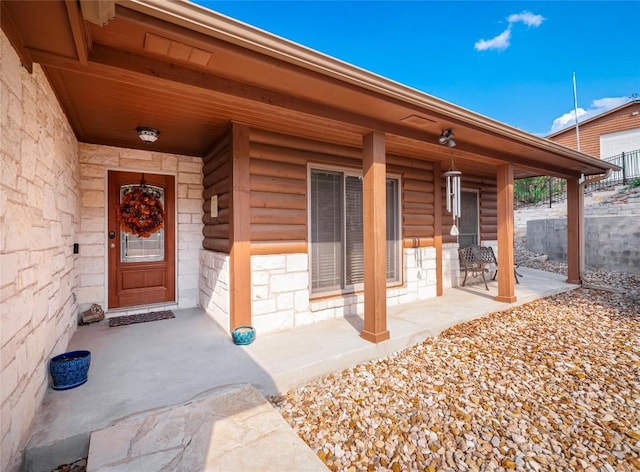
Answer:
[[116, 186, 165, 238]]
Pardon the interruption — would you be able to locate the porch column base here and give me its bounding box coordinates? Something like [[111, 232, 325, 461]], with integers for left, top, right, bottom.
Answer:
[[360, 329, 390, 344], [565, 278, 582, 285], [495, 295, 517, 303]]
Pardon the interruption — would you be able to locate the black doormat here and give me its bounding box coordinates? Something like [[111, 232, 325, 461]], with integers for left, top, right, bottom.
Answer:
[[108, 310, 175, 327]]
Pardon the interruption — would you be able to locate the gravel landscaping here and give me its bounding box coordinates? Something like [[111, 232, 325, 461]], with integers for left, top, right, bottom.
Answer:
[[272, 267, 639, 471]]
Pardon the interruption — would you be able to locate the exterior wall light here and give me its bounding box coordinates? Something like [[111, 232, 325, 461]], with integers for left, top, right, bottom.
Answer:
[[136, 127, 160, 143], [439, 129, 456, 148]]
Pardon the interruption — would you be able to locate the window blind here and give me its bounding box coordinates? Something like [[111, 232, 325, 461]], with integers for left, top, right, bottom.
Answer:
[[310, 169, 400, 293], [310, 170, 343, 290], [345, 176, 364, 285], [386, 178, 399, 281]]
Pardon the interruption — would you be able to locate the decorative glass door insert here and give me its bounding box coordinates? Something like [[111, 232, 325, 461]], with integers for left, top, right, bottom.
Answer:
[[119, 184, 165, 263]]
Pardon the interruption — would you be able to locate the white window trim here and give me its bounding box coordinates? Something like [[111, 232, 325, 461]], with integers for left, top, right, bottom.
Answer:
[[307, 163, 403, 297]]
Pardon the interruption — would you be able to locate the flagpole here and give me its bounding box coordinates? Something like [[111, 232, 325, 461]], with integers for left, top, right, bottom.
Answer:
[[573, 72, 581, 151]]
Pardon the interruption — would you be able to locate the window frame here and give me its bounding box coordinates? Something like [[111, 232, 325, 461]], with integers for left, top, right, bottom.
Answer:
[[307, 163, 403, 298]]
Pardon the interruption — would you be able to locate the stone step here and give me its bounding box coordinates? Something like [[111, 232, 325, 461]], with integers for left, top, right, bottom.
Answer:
[[86, 384, 328, 471]]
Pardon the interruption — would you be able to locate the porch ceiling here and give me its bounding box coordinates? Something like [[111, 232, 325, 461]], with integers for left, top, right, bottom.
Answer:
[[2, 0, 617, 179]]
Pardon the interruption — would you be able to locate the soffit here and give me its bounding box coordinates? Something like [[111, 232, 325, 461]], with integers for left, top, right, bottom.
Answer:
[[2, 0, 614, 179]]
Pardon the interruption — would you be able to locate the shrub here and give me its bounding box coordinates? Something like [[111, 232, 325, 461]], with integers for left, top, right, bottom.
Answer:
[[628, 178, 640, 188]]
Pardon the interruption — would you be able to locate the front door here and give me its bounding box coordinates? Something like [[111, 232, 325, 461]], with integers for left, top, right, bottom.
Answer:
[[108, 171, 175, 308], [459, 190, 479, 248]]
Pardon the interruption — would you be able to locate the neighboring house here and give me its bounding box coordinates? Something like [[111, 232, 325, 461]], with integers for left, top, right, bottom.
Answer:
[[547, 100, 640, 158], [0, 1, 616, 470]]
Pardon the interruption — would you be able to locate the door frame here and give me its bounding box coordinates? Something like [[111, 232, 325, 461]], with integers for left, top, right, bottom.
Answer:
[[459, 188, 480, 248], [105, 168, 179, 310]]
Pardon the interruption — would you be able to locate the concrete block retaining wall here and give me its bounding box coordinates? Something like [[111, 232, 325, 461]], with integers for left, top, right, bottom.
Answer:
[[527, 217, 640, 274], [515, 186, 640, 240], [1, 32, 80, 472]]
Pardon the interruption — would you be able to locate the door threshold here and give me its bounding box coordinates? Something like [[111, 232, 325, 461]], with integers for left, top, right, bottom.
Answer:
[[106, 302, 179, 317]]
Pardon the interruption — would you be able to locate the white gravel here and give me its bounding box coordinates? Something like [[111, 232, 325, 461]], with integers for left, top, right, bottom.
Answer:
[[271, 268, 639, 472]]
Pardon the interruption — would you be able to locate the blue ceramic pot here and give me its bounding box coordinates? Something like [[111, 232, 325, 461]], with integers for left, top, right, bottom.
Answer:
[[232, 326, 256, 345], [49, 350, 91, 390]]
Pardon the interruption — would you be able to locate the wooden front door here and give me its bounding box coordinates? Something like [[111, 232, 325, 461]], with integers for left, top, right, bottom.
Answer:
[[108, 171, 175, 308]]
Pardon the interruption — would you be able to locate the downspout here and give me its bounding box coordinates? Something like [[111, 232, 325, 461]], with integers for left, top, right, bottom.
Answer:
[[577, 168, 612, 277]]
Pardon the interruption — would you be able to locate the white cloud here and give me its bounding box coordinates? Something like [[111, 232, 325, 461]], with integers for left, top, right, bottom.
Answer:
[[550, 96, 631, 133], [507, 11, 545, 27], [591, 96, 630, 110], [474, 29, 512, 52], [550, 108, 588, 132], [474, 10, 545, 52]]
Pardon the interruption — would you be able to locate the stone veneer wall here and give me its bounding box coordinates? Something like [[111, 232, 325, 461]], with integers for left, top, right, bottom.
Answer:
[[248, 248, 438, 333], [77, 144, 203, 313], [251, 253, 310, 332], [1, 32, 80, 472], [199, 250, 230, 330], [442, 243, 460, 289]]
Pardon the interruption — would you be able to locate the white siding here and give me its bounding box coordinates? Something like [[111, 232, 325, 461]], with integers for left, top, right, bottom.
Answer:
[[600, 127, 640, 158]]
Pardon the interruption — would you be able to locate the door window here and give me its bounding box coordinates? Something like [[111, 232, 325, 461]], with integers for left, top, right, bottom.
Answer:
[[119, 184, 165, 263]]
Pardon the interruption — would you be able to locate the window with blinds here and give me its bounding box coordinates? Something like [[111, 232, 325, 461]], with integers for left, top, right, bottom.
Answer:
[[310, 168, 400, 294]]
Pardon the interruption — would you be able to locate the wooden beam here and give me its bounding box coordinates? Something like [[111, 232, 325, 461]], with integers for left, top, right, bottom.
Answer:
[[229, 123, 252, 331], [1, 2, 33, 73], [496, 164, 517, 303], [361, 131, 390, 343], [566, 177, 583, 284], [250, 240, 308, 255], [434, 162, 444, 296], [65, 0, 90, 65]]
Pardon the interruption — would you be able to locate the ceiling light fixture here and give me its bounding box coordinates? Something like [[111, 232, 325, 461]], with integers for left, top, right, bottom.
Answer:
[[136, 127, 160, 143], [438, 129, 456, 147]]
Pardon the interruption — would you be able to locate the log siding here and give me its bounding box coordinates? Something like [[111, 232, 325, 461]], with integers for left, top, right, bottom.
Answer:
[[249, 129, 439, 255], [202, 128, 232, 252], [442, 174, 497, 244]]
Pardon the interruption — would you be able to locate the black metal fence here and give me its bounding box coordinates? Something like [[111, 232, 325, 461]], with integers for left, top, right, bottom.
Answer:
[[514, 149, 640, 208]]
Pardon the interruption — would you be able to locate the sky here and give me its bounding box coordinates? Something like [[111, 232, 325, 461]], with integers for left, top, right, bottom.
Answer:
[[194, 1, 640, 136]]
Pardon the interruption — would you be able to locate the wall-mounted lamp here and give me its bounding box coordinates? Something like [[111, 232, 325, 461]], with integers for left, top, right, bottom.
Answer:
[[136, 127, 160, 143], [438, 129, 456, 147]]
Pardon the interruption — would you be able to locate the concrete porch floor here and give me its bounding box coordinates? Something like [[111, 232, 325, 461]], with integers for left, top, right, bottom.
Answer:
[[23, 267, 577, 471]]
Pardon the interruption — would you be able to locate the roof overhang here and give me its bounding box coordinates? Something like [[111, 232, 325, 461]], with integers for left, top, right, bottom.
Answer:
[[2, 0, 619, 179]]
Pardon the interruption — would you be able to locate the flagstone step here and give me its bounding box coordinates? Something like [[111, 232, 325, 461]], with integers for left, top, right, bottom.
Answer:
[[86, 384, 327, 471]]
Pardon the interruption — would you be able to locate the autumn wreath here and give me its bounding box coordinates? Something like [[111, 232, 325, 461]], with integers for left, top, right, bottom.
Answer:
[[116, 185, 165, 237]]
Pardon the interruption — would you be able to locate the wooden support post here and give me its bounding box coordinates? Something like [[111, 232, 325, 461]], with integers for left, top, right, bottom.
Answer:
[[496, 164, 517, 303], [229, 123, 252, 331], [360, 131, 390, 343], [434, 162, 444, 296], [566, 177, 583, 284]]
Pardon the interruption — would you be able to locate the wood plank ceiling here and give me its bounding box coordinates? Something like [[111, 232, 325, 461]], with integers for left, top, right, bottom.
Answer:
[[2, 0, 614, 179]]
